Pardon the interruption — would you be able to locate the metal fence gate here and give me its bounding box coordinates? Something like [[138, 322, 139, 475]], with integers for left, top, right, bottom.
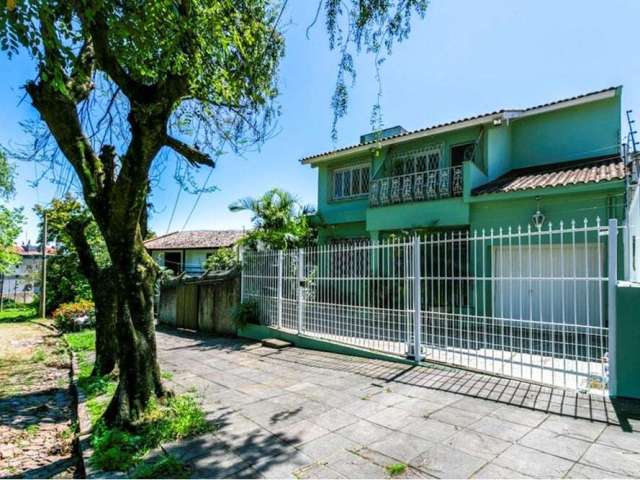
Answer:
[[241, 218, 619, 395]]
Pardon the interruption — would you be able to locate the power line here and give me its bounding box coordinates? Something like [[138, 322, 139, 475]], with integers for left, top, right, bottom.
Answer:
[[181, 168, 214, 231], [165, 184, 182, 234]]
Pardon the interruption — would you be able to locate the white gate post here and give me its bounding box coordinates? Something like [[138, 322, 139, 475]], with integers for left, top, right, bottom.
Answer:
[[413, 236, 422, 362], [297, 248, 304, 335], [608, 219, 618, 396], [277, 251, 283, 329]]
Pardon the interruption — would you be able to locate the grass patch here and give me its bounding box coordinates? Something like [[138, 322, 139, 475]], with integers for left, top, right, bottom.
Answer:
[[0, 306, 37, 323], [385, 463, 407, 476], [65, 329, 118, 423], [131, 454, 191, 479], [65, 329, 96, 352], [91, 394, 212, 473], [161, 371, 174, 381], [31, 347, 45, 363]]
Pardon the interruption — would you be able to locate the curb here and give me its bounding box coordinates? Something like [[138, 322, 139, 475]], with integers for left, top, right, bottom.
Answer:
[[69, 350, 100, 478]]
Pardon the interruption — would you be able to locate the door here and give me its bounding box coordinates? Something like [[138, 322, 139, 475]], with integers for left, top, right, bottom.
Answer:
[[492, 244, 604, 328], [164, 251, 182, 275]]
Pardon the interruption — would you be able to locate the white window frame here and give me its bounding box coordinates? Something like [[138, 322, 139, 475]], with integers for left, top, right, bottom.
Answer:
[[332, 163, 370, 200]]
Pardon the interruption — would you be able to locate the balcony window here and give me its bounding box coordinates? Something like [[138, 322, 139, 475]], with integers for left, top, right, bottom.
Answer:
[[332, 164, 370, 200]]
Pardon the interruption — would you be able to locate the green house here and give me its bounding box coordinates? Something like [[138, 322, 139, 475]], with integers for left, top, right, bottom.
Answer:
[[302, 87, 629, 244]]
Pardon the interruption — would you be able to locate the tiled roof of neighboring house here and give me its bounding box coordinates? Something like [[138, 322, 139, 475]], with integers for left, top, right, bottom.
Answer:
[[14, 244, 57, 256], [144, 230, 245, 250], [472, 155, 627, 196], [300, 86, 619, 164]]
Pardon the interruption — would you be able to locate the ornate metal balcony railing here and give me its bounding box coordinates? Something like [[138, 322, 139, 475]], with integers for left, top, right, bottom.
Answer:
[[369, 165, 463, 207]]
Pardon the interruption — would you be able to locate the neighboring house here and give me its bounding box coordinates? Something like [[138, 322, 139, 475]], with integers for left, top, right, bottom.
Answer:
[[0, 242, 57, 303], [303, 86, 632, 243], [144, 230, 245, 276]]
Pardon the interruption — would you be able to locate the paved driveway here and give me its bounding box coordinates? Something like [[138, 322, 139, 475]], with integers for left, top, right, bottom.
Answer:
[[156, 327, 640, 478]]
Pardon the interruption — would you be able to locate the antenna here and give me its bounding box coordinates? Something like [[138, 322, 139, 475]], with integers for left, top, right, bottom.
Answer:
[[626, 110, 638, 154]]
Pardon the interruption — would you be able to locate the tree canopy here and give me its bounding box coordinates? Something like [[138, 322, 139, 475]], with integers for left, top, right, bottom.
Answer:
[[0, 149, 23, 275], [1, 0, 430, 426]]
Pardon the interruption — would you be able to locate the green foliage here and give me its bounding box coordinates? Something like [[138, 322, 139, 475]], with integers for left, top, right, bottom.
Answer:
[[64, 328, 96, 352], [231, 188, 317, 250], [230, 300, 259, 328], [385, 463, 407, 476], [131, 454, 190, 479], [0, 205, 24, 275], [203, 247, 238, 272], [0, 306, 36, 323], [91, 395, 212, 472], [52, 299, 95, 332], [0, 150, 15, 199], [36, 195, 109, 313], [31, 347, 45, 363]]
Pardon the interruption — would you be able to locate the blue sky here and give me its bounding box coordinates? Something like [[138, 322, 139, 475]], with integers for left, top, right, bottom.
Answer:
[[2, 0, 639, 242]]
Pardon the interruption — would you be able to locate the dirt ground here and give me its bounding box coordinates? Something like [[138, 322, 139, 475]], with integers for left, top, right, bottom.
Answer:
[[0, 318, 79, 478]]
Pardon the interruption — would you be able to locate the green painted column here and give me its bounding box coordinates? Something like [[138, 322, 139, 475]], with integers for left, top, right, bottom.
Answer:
[[614, 281, 640, 399]]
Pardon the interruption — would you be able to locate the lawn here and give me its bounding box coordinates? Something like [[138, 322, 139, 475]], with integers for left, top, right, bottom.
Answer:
[[0, 306, 37, 323]]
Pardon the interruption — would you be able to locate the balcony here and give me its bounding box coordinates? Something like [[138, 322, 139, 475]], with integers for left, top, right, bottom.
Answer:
[[369, 165, 463, 207]]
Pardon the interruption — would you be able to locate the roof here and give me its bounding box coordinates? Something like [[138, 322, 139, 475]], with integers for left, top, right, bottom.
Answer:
[[144, 230, 245, 250], [472, 155, 627, 196], [300, 87, 620, 165], [14, 244, 57, 256]]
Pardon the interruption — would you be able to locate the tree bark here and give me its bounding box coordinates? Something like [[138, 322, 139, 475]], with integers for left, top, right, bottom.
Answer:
[[103, 231, 166, 426], [66, 220, 118, 376]]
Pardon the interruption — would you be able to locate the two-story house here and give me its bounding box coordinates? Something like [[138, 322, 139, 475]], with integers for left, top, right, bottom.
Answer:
[[303, 87, 629, 246]]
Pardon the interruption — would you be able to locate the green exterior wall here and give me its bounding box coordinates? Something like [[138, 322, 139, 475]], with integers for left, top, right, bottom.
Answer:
[[614, 282, 640, 399], [312, 89, 625, 242], [510, 93, 621, 169]]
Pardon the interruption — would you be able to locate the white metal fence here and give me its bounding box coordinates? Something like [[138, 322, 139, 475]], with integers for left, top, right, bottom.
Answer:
[[241, 218, 619, 395]]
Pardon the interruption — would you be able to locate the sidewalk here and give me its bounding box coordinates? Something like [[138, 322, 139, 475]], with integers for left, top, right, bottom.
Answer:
[[156, 327, 640, 478]]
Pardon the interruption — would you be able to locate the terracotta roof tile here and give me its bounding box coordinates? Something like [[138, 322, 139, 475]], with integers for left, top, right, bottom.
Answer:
[[144, 230, 245, 250], [472, 156, 627, 196]]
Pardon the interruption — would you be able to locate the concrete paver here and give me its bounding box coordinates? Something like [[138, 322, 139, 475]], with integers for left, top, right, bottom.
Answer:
[[155, 328, 640, 478]]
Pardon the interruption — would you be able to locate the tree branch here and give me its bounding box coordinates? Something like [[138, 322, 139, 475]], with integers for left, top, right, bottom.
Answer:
[[165, 135, 215, 168]]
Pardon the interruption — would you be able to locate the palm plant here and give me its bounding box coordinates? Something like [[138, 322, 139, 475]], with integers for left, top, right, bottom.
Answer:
[[230, 189, 316, 250]]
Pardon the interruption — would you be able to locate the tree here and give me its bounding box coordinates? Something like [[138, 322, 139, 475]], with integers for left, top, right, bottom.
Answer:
[[36, 195, 118, 375], [230, 188, 316, 250], [1, 0, 428, 426], [0, 150, 23, 276]]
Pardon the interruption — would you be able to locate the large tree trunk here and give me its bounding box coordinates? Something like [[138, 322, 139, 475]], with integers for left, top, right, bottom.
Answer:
[[66, 221, 118, 376], [102, 224, 166, 427], [91, 268, 118, 376]]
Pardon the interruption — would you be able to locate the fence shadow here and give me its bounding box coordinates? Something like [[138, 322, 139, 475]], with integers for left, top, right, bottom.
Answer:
[[252, 342, 626, 425]]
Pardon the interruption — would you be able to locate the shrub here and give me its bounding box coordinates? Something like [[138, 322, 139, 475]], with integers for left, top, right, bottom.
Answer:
[[230, 300, 259, 328], [203, 247, 238, 272], [53, 300, 95, 332]]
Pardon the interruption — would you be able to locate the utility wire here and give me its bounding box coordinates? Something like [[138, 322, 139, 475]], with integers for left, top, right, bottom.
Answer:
[[181, 168, 214, 231]]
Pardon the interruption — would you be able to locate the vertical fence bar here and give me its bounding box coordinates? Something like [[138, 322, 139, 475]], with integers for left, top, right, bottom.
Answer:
[[412, 236, 422, 362], [239, 246, 245, 302], [277, 250, 283, 329], [297, 248, 304, 335], [608, 218, 618, 396]]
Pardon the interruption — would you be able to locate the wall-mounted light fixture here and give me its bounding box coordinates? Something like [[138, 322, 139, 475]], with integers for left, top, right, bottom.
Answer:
[[531, 196, 545, 229]]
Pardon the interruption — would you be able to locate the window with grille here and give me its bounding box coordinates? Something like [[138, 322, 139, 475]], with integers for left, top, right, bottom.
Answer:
[[332, 164, 370, 200], [390, 145, 442, 176]]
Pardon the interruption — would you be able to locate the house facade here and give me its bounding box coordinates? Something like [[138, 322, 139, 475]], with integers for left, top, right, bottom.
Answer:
[[303, 87, 628, 244], [0, 243, 56, 303], [144, 230, 244, 275]]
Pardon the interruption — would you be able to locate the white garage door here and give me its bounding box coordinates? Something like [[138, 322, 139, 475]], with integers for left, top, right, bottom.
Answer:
[[492, 244, 604, 328]]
